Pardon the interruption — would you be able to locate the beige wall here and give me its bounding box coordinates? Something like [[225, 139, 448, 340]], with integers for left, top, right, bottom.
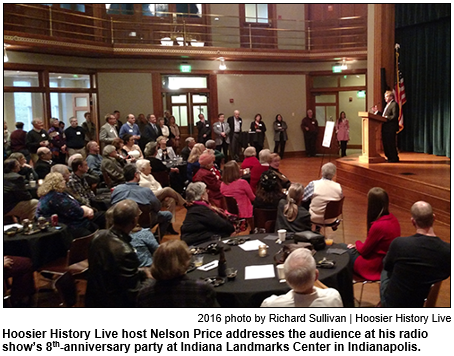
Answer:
[[97, 73, 153, 120], [217, 74, 307, 152], [209, 4, 240, 48], [338, 91, 367, 146]]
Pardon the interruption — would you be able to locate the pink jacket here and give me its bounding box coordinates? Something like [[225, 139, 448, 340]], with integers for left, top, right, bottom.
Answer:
[[221, 179, 255, 218], [335, 119, 349, 141]]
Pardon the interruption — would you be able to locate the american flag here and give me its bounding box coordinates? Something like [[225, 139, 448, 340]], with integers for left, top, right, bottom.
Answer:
[[395, 47, 406, 133]]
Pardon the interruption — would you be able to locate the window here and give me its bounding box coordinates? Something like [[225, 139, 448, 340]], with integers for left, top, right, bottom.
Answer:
[[49, 73, 90, 88], [4, 71, 39, 87], [42, 4, 86, 12], [164, 76, 208, 90], [142, 4, 169, 17], [106, 4, 135, 15], [245, 4, 268, 24], [4, 92, 44, 132], [175, 4, 202, 17]]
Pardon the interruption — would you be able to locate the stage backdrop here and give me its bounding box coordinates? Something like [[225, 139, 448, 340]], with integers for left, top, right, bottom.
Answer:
[[395, 4, 451, 158]]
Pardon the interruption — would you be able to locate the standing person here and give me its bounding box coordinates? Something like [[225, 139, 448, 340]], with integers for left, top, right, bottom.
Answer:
[[273, 114, 288, 158], [119, 114, 141, 143], [301, 109, 318, 157], [10, 122, 30, 162], [48, 117, 67, 164], [82, 112, 96, 144], [249, 113, 267, 157], [381, 90, 400, 163], [227, 109, 243, 160], [99, 113, 118, 151], [144, 114, 162, 144], [380, 201, 450, 307], [196, 113, 211, 145], [25, 118, 50, 163], [345, 187, 401, 280], [65, 117, 86, 158], [158, 117, 170, 141], [168, 116, 181, 153], [113, 110, 122, 135], [136, 113, 148, 152], [213, 113, 230, 158], [335, 111, 350, 157]]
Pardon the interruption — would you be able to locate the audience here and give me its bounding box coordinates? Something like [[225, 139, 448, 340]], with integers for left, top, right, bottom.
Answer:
[[82, 112, 96, 143], [34, 147, 54, 179], [4, 159, 38, 221], [136, 159, 185, 235], [111, 164, 172, 239], [253, 170, 286, 210], [269, 153, 291, 190], [249, 148, 272, 193], [156, 135, 176, 161], [380, 201, 451, 307], [64, 117, 86, 158], [181, 182, 235, 246], [25, 118, 50, 163], [67, 158, 96, 207], [86, 141, 103, 178], [221, 160, 255, 229], [180, 137, 195, 161], [4, 256, 36, 307], [261, 248, 343, 307], [186, 142, 205, 181], [144, 114, 162, 143], [196, 113, 211, 145], [275, 183, 311, 233], [9, 122, 30, 162], [8, 152, 38, 182], [136, 240, 218, 307], [158, 117, 170, 141], [205, 139, 224, 168], [36, 172, 98, 238], [345, 187, 401, 280], [168, 116, 180, 153], [48, 117, 67, 164], [122, 133, 144, 160], [86, 199, 150, 308], [119, 113, 141, 143], [99, 113, 118, 150], [192, 151, 225, 209], [303, 162, 343, 225], [101, 145, 125, 186], [241, 146, 260, 171]]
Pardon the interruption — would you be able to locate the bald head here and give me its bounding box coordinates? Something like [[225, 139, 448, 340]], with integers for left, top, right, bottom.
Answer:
[[112, 199, 140, 232], [411, 201, 434, 229]]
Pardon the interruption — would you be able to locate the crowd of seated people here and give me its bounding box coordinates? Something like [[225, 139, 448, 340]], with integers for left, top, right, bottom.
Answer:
[[4, 114, 450, 309]]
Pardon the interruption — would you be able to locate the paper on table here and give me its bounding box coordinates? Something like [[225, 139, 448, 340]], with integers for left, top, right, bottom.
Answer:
[[4, 223, 23, 232], [197, 259, 219, 271], [239, 239, 267, 251], [245, 264, 275, 280]]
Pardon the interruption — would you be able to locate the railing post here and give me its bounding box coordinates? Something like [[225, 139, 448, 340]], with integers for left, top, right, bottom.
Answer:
[[49, 6, 53, 36], [249, 24, 252, 49], [183, 20, 187, 46], [307, 26, 311, 51], [111, 18, 114, 44]]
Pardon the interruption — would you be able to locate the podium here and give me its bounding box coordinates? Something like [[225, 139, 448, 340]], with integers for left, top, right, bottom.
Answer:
[[358, 112, 387, 163]]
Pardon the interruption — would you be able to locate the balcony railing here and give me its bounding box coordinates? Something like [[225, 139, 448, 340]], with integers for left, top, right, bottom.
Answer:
[[4, 4, 367, 53]]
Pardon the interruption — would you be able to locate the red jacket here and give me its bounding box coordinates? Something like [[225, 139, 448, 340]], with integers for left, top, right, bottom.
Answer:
[[193, 167, 224, 209], [353, 213, 401, 280]]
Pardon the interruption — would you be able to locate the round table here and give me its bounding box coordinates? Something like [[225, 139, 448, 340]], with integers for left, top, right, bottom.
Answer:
[[3, 224, 72, 269], [190, 234, 353, 307]]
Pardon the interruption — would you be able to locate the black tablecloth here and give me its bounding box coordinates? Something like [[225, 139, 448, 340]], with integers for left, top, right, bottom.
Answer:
[[190, 234, 353, 307], [3, 224, 72, 269]]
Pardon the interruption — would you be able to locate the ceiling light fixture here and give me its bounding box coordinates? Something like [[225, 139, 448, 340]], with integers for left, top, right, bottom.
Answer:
[[4, 44, 9, 63], [218, 57, 226, 70]]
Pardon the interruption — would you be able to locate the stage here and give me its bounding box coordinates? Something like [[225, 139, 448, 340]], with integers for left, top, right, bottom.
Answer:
[[336, 152, 451, 225]]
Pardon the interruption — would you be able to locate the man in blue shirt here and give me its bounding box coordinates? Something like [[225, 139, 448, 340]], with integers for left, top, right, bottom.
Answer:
[[85, 141, 103, 178], [119, 114, 141, 143], [111, 164, 172, 239]]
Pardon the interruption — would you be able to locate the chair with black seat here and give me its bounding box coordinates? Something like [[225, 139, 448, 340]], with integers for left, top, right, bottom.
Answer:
[[253, 207, 278, 233], [424, 280, 443, 307], [38, 230, 97, 280], [54, 271, 78, 307], [151, 170, 170, 188], [311, 196, 345, 243], [352, 273, 380, 307], [102, 171, 113, 189], [225, 196, 239, 216]]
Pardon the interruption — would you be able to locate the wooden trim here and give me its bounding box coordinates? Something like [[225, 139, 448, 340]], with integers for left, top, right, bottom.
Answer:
[[208, 74, 218, 124], [151, 72, 163, 116]]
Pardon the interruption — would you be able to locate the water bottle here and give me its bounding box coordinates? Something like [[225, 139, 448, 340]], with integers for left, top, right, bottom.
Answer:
[[218, 247, 227, 277]]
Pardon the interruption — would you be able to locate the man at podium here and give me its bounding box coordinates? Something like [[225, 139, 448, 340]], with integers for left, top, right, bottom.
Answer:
[[381, 91, 400, 163]]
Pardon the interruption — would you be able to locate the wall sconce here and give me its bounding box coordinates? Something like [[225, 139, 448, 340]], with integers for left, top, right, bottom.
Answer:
[[218, 57, 226, 70], [341, 58, 348, 70], [4, 44, 9, 62]]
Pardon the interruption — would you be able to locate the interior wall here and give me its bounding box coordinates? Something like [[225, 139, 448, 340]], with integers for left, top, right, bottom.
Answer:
[[97, 73, 154, 121], [217, 74, 307, 152], [338, 91, 367, 146], [276, 4, 306, 50]]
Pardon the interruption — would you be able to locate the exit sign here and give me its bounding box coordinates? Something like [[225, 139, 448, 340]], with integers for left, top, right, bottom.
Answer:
[[180, 64, 192, 73]]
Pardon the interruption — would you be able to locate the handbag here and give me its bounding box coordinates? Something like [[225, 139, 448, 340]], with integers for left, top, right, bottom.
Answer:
[[273, 242, 315, 265], [294, 230, 326, 251]]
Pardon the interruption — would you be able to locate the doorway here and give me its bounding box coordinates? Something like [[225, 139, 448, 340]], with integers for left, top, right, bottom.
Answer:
[[312, 92, 338, 154]]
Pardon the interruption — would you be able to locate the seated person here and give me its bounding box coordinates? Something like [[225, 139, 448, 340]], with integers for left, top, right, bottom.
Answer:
[[180, 136, 195, 162], [205, 139, 224, 169], [249, 148, 272, 193], [275, 183, 311, 233], [261, 248, 343, 307], [101, 145, 125, 186], [111, 164, 172, 239], [36, 172, 99, 238], [122, 133, 143, 160], [67, 158, 96, 207], [4, 255, 36, 307], [181, 182, 235, 246], [4, 159, 38, 221], [86, 141, 103, 178], [86, 199, 150, 308], [241, 146, 260, 171], [68, 153, 99, 186], [345, 188, 401, 280], [269, 153, 291, 190], [303, 162, 343, 225], [8, 152, 38, 182], [136, 159, 186, 235], [186, 143, 205, 182], [34, 147, 54, 179], [136, 240, 218, 308], [156, 136, 176, 161], [221, 160, 255, 229], [380, 201, 451, 308], [253, 170, 286, 210], [192, 151, 225, 209]]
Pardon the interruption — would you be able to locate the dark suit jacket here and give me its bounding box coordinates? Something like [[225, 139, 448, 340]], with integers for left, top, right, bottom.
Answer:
[[196, 120, 211, 143], [144, 123, 162, 143], [382, 100, 399, 133], [34, 159, 53, 179], [227, 116, 243, 140], [4, 172, 34, 213], [180, 146, 191, 161]]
